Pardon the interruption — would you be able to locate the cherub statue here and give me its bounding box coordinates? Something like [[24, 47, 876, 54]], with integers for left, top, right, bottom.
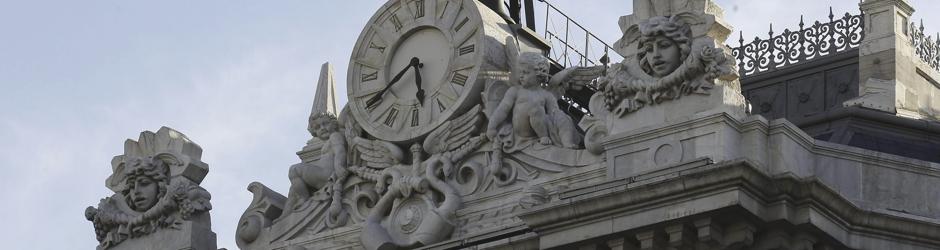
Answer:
[[486, 52, 585, 151], [285, 112, 347, 218]]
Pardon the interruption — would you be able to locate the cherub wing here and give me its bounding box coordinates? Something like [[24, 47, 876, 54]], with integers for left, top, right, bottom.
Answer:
[[423, 105, 482, 155], [353, 137, 403, 169], [548, 65, 606, 98], [340, 106, 361, 143]]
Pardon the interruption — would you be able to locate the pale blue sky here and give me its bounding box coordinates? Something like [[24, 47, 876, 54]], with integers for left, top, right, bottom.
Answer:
[[1, 1, 937, 249]]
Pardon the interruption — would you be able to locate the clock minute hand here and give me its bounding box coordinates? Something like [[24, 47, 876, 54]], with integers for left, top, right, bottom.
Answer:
[[366, 57, 419, 108]]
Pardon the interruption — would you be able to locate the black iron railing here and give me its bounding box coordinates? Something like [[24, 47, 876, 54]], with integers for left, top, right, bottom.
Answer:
[[911, 20, 940, 73], [732, 8, 865, 77], [537, 0, 621, 68], [532, 0, 618, 117]]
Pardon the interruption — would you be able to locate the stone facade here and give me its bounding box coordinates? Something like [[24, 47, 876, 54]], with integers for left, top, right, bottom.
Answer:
[[87, 0, 940, 249], [227, 0, 940, 249]]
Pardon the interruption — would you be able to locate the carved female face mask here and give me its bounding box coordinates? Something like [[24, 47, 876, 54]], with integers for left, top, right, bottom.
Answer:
[[129, 176, 159, 212], [644, 35, 682, 77]]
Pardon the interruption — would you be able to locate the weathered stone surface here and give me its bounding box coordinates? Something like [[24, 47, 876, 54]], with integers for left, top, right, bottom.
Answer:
[[85, 127, 217, 250], [517, 110, 940, 249], [234, 1, 609, 249], [228, 0, 940, 249]]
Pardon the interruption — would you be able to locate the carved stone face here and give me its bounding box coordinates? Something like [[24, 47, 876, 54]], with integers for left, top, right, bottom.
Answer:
[[315, 120, 335, 140], [518, 53, 550, 88], [521, 67, 548, 88], [129, 176, 159, 212], [643, 35, 682, 77], [309, 114, 339, 140]]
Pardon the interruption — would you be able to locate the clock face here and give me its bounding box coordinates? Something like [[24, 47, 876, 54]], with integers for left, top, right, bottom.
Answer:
[[348, 0, 487, 142]]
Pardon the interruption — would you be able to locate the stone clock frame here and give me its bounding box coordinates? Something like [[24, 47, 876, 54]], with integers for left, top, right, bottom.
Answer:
[[347, 0, 532, 142]]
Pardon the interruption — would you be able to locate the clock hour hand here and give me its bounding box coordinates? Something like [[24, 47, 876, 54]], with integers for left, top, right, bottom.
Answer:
[[414, 61, 424, 106], [366, 57, 420, 108]]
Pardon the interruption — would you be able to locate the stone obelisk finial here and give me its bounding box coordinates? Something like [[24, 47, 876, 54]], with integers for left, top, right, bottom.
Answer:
[[304, 62, 339, 149], [310, 62, 338, 118]]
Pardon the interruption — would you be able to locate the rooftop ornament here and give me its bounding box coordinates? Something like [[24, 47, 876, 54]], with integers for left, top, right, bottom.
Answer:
[[732, 7, 865, 77], [911, 20, 940, 73]]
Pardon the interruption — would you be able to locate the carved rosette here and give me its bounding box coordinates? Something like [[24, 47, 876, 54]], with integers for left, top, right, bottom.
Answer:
[[84, 127, 213, 249]]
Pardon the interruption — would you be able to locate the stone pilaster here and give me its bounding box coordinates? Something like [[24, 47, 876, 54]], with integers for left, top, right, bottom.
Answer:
[[852, 0, 916, 113], [856, 0, 940, 120]]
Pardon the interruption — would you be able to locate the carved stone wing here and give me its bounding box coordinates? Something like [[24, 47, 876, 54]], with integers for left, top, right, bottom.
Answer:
[[548, 65, 606, 97], [353, 137, 403, 169], [422, 105, 482, 155]]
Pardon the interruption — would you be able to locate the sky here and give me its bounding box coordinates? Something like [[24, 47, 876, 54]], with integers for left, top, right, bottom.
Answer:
[[1, 0, 938, 249]]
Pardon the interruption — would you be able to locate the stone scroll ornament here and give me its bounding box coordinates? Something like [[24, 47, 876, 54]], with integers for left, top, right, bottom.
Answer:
[[235, 106, 485, 250], [84, 127, 212, 249], [356, 105, 485, 249], [596, 13, 734, 117]]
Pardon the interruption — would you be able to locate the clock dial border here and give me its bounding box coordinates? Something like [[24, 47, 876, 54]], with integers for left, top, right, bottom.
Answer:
[[348, 0, 487, 143]]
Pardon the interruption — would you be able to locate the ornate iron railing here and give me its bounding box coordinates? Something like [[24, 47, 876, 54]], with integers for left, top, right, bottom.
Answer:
[[911, 20, 940, 73], [732, 8, 864, 77]]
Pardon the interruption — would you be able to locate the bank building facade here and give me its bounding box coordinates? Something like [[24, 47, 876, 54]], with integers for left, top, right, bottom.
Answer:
[[84, 0, 940, 249]]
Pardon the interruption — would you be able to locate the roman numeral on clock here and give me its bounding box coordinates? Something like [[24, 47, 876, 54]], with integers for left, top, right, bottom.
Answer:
[[454, 17, 470, 32], [436, 99, 447, 112], [451, 73, 468, 86], [384, 108, 399, 127], [414, 0, 425, 18], [369, 42, 386, 53], [390, 15, 403, 32], [361, 71, 378, 82], [410, 108, 420, 127], [459, 45, 474, 55]]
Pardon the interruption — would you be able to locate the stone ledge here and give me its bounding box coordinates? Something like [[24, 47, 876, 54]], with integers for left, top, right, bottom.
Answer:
[[518, 160, 940, 249]]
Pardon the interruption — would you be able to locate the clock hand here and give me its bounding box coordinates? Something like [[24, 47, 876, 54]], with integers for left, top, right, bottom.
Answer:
[[414, 61, 425, 106], [366, 57, 420, 108]]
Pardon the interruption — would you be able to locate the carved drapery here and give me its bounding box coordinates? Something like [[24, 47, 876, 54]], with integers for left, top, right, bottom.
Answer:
[[732, 10, 864, 77]]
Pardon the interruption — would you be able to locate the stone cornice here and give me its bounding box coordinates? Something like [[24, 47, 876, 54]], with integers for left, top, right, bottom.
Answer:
[[860, 0, 915, 16], [858, 0, 914, 16], [518, 159, 940, 247]]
